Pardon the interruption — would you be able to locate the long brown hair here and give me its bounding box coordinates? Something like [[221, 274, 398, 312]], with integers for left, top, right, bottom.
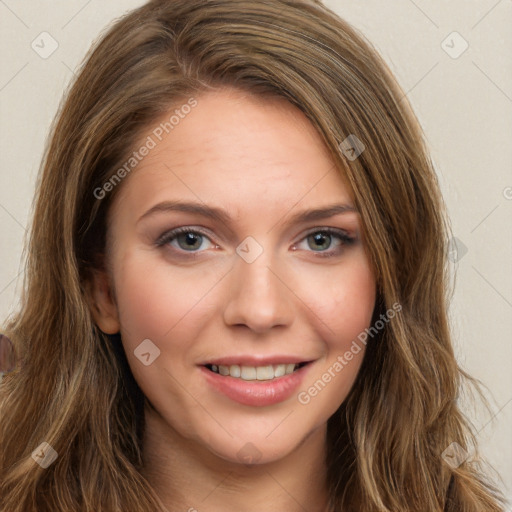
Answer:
[[0, 0, 507, 510]]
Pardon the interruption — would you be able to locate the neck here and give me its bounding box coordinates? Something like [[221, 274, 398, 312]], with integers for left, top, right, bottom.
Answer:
[[141, 405, 330, 512]]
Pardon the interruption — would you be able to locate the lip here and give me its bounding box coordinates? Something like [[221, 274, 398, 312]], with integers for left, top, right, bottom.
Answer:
[[199, 360, 314, 407], [199, 355, 313, 366]]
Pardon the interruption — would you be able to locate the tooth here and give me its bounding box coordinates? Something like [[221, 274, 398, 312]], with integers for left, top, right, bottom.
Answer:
[[240, 366, 257, 380], [274, 364, 286, 377], [256, 365, 274, 380], [285, 363, 296, 375], [210, 362, 301, 379]]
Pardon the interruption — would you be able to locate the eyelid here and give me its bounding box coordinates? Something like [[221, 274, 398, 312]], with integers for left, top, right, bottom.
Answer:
[[300, 225, 352, 239], [155, 226, 214, 247]]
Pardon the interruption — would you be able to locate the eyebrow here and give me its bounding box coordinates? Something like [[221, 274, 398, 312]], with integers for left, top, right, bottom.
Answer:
[[137, 200, 358, 226]]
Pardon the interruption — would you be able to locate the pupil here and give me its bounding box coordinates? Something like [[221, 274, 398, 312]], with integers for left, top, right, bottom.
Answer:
[[180, 232, 201, 250], [310, 232, 330, 251]]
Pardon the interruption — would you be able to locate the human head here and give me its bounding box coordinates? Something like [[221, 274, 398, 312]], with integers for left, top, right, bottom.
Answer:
[[88, 85, 377, 469], [0, 1, 505, 511]]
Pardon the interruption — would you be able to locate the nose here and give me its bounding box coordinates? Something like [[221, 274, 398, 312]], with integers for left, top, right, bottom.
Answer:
[[223, 249, 294, 334]]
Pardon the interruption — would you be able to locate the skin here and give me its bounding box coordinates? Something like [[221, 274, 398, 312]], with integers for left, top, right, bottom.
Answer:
[[90, 87, 376, 512]]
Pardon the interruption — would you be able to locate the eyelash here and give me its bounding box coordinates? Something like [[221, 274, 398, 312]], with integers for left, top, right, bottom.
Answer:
[[155, 226, 355, 259]]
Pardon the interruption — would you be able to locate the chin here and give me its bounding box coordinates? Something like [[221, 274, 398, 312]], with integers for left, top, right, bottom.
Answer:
[[195, 418, 320, 467]]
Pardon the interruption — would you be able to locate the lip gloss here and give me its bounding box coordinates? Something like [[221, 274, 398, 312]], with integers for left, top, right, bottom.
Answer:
[[199, 362, 313, 406]]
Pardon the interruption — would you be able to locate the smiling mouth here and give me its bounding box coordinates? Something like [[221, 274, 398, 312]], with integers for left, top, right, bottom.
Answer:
[[204, 362, 310, 381]]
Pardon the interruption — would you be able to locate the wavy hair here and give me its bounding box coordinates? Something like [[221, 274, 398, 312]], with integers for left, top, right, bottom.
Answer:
[[0, 0, 507, 510]]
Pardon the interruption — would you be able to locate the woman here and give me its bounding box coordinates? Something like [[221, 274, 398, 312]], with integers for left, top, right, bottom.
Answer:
[[0, 0, 507, 510]]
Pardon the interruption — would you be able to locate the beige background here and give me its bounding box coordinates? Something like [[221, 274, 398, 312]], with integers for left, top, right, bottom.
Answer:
[[1, 0, 511, 502]]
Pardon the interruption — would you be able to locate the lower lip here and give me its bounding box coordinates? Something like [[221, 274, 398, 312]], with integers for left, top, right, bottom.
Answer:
[[199, 363, 313, 407]]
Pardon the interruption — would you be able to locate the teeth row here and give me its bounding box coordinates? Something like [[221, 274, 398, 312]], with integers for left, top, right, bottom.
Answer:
[[210, 363, 299, 380]]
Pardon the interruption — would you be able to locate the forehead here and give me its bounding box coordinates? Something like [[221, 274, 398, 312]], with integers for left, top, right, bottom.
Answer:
[[110, 88, 354, 223]]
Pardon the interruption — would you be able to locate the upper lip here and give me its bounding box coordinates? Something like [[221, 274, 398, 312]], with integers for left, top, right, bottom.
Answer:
[[200, 355, 314, 367]]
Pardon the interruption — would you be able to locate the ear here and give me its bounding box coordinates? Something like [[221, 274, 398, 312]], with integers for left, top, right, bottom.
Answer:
[[86, 269, 120, 334]]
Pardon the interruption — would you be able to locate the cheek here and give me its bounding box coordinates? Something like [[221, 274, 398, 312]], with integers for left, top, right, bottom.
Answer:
[[111, 254, 217, 410], [112, 250, 222, 341], [295, 255, 376, 409], [307, 256, 376, 347]]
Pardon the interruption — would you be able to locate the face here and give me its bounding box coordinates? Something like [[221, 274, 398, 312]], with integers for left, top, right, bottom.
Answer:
[[91, 87, 376, 465]]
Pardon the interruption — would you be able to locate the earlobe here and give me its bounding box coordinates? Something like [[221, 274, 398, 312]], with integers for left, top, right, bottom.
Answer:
[[86, 269, 120, 334]]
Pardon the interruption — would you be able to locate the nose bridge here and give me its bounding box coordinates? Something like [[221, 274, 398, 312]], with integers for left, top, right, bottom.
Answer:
[[223, 239, 293, 332]]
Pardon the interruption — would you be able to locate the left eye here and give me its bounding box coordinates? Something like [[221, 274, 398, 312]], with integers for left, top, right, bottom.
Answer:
[[156, 227, 214, 252], [293, 228, 355, 257], [156, 227, 354, 257]]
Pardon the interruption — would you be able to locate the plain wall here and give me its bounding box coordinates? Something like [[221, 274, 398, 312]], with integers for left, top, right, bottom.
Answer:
[[1, 0, 510, 502]]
